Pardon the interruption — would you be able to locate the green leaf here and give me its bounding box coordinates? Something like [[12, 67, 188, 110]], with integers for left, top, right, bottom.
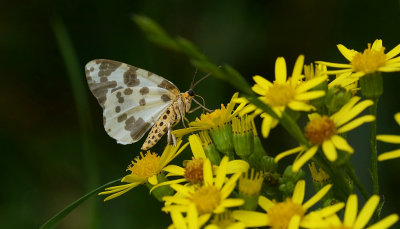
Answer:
[[40, 178, 121, 229]]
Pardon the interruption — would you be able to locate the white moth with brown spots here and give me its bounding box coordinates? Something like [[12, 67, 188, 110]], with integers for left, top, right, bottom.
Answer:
[[85, 59, 196, 150]]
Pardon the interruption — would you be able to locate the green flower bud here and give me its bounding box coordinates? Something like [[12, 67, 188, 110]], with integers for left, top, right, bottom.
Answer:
[[279, 165, 305, 198], [209, 123, 234, 159], [232, 116, 254, 158], [199, 131, 221, 164], [238, 169, 264, 210], [360, 72, 383, 99], [325, 85, 352, 115]]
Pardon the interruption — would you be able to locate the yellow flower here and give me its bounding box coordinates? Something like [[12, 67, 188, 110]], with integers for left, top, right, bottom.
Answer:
[[168, 208, 245, 229], [150, 135, 249, 192], [98, 140, 188, 201], [232, 180, 344, 229], [172, 92, 244, 138], [275, 96, 375, 172], [313, 194, 399, 229], [162, 156, 245, 223], [317, 39, 400, 78], [377, 112, 400, 161], [238, 55, 328, 138]]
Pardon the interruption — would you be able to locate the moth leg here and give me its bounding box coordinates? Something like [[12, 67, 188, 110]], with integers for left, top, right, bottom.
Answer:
[[167, 122, 177, 147], [189, 105, 202, 113]]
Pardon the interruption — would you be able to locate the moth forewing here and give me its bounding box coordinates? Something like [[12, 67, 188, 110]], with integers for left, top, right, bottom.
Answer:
[[85, 59, 183, 147]]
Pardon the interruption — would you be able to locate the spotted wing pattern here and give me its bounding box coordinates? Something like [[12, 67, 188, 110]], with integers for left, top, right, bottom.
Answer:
[[85, 59, 180, 144]]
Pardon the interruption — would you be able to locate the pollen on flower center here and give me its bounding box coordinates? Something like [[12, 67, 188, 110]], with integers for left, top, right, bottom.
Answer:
[[268, 198, 306, 229], [351, 44, 386, 73], [189, 185, 222, 214], [127, 151, 160, 178], [265, 83, 296, 107], [305, 116, 337, 145], [184, 158, 204, 184]]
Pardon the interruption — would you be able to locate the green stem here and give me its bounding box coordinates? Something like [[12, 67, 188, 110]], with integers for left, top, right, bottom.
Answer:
[[370, 98, 379, 196], [344, 162, 370, 200]]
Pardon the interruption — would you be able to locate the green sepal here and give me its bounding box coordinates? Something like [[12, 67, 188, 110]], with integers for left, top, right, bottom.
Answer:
[[209, 124, 234, 159], [360, 72, 383, 99], [238, 193, 259, 211]]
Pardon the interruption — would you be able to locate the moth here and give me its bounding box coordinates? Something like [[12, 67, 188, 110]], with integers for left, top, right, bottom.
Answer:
[[85, 59, 206, 150]]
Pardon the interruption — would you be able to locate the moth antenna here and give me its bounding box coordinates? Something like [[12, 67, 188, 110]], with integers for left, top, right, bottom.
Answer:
[[190, 68, 198, 89], [193, 96, 213, 113], [191, 66, 221, 89]]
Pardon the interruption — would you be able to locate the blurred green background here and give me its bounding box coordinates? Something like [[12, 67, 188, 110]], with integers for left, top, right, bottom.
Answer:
[[1, 0, 400, 228]]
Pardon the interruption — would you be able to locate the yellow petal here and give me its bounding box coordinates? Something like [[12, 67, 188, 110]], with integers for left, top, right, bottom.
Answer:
[[215, 156, 228, 189], [189, 134, 206, 159], [253, 75, 273, 90], [148, 175, 158, 185], [322, 140, 337, 161], [378, 149, 400, 161], [203, 158, 213, 185], [395, 113, 400, 126], [331, 135, 354, 153], [292, 180, 305, 204], [296, 76, 328, 93], [275, 146, 304, 163], [371, 39, 382, 51], [149, 178, 187, 193], [344, 195, 358, 226], [221, 173, 241, 199], [353, 195, 380, 229], [163, 165, 185, 176], [275, 57, 287, 84], [252, 84, 267, 95], [226, 160, 250, 174], [367, 214, 399, 229], [288, 214, 301, 229], [337, 44, 358, 62], [315, 202, 345, 217], [302, 184, 332, 209], [386, 43, 400, 59], [170, 210, 187, 229], [232, 210, 269, 227], [292, 55, 305, 82], [287, 101, 315, 112], [258, 195, 274, 212], [335, 100, 374, 127], [295, 90, 325, 101], [376, 134, 400, 144], [292, 146, 318, 172], [261, 114, 275, 138], [220, 198, 245, 208], [187, 203, 199, 229], [316, 60, 353, 68], [337, 115, 375, 133]]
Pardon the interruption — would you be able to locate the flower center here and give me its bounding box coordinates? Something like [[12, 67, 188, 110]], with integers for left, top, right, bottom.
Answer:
[[305, 116, 337, 145], [268, 198, 306, 229], [127, 151, 160, 178], [189, 185, 222, 214], [265, 83, 296, 107], [351, 44, 386, 73], [184, 158, 204, 184]]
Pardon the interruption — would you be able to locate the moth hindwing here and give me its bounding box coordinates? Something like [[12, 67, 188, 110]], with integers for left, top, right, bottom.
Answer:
[[85, 59, 193, 149]]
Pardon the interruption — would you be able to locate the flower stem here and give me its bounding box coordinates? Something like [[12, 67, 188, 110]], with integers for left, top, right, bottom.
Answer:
[[344, 162, 370, 200], [369, 98, 379, 196]]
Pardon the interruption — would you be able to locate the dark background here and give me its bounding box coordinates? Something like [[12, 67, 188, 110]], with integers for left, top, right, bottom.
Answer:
[[1, 0, 400, 228]]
